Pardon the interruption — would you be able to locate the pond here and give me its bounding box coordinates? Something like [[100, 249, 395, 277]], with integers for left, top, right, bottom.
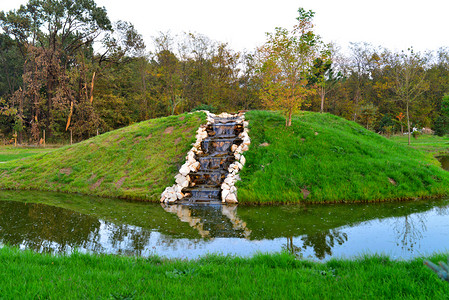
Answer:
[[1, 190, 449, 260]]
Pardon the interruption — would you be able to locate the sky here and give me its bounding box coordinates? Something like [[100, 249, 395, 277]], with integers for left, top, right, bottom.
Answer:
[[2, 0, 449, 54]]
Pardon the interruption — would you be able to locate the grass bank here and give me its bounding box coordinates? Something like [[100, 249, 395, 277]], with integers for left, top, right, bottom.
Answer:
[[0, 246, 447, 299], [1, 110, 449, 204], [0, 112, 205, 201], [237, 111, 449, 204], [389, 134, 449, 155], [0, 146, 54, 162]]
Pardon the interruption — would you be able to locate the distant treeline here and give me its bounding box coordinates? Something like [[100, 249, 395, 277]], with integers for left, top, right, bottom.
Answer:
[[1, 1, 449, 143]]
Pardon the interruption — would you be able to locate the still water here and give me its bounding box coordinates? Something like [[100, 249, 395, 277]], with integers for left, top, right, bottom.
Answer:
[[0, 190, 448, 260]]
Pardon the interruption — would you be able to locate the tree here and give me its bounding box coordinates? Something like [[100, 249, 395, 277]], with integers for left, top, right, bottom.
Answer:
[[392, 49, 429, 145], [0, 0, 112, 140], [359, 102, 378, 130], [346, 42, 378, 122], [434, 94, 449, 136], [256, 8, 321, 126], [308, 44, 344, 113]]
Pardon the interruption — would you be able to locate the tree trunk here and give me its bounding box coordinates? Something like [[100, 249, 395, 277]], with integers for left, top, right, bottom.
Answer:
[[89, 72, 96, 103], [406, 100, 411, 145], [353, 88, 360, 122], [320, 86, 325, 113], [286, 109, 293, 127]]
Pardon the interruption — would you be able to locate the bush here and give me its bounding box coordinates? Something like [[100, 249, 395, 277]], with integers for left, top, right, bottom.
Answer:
[[191, 104, 218, 114]]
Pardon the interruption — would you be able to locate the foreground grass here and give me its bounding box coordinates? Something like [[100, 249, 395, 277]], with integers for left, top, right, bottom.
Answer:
[[0, 112, 205, 201], [0, 246, 447, 299], [390, 134, 449, 155], [0, 146, 54, 162], [237, 111, 449, 204]]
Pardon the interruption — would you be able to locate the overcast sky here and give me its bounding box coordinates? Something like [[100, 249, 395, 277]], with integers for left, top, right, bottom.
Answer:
[[2, 0, 448, 54]]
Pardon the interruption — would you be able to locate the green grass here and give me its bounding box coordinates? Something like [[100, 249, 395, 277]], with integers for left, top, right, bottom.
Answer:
[[0, 146, 54, 162], [0, 246, 447, 299], [237, 111, 449, 204], [0, 112, 206, 201], [2, 110, 449, 204], [389, 134, 449, 155]]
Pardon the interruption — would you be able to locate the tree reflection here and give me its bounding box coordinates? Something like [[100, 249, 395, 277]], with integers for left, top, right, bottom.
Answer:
[[283, 229, 348, 260], [0, 201, 100, 252], [393, 214, 427, 252]]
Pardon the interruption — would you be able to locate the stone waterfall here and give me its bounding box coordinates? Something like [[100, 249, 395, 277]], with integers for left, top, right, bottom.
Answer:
[[161, 111, 250, 204]]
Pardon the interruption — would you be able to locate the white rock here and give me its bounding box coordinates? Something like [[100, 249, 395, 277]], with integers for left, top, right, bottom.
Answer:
[[234, 153, 241, 161], [175, 185, 183, 194], [241, 144, 249, 152], [230, 186, 237, 194], [176, 192, 184, 200], [189, 161, 200, 172], [166, 193, 177, 203], [221, 182, 231, 190], [186, 151, 195, 162], [221, 189, 230, 201], [243, 121, 249, 128], [239, 155, 246, 165], [179, 164, 190, 176], [231, 144, 238, 152], [175, 175, 186, 185], [235, 161, 243, 170], [163, 186, 175, 194], [168, 196, 177, 203], [224, 176, 235, 185], [180, 178, 189, 188], [225, 193, 238, 204]]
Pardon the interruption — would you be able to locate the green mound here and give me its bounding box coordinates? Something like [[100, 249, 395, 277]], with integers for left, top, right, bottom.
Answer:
[[1, 110, 448, 204], [237, 111, 449, 204], [0, 112, 206, 201]]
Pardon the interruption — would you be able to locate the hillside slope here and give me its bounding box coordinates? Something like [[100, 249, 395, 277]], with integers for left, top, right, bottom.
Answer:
[[0, 113, 205, 201], [237, 111, 449, 204], [1, 110, 448, 204]]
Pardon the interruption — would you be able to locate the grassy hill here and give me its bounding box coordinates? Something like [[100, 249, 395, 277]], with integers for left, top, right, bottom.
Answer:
[[237, 110, 449, 204], [0, 112, 205, 201], [1, 110, 448, 204]]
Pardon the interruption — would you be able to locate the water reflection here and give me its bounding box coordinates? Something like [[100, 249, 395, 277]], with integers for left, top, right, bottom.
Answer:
[[393, 214, 427, 252], [0, 191, 449, 260], [161, 204, 251, 239]]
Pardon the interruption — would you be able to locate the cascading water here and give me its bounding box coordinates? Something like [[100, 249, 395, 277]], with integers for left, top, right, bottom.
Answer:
[[161, 111, 250, 205], [181, 117, 243, 203]]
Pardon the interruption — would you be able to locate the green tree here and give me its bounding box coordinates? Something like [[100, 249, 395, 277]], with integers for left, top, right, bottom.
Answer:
[[434, 94, 449, 136], [308, 44, 344, 113], [256, 8, 321, 126]]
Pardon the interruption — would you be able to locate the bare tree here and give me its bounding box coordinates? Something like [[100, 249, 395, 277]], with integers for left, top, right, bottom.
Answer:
[[392, 49, 429, 145]]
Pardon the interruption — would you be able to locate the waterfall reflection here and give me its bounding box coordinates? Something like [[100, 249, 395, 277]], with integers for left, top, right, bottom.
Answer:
[[161, 204, 251, 239]]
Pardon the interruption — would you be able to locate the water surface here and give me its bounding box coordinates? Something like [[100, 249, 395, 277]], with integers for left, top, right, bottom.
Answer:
[[0, 190, 448, 260]]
